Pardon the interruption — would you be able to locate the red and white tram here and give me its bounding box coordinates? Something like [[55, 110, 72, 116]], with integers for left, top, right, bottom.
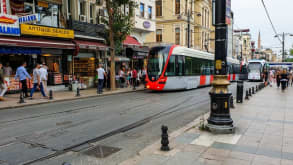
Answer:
[[145, 45, 240, 91]]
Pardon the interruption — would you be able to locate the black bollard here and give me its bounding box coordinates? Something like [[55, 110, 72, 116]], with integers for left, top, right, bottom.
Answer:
[[161, 125, 170, 151], [256, 85, 258, 92], [245, 90, 249, 100], [230, 96, 235, 108], [248, 88, 252, 96], [252, 87, 255, 94], [18, 92, 25, 104], [236, 81, 244, 103], [76, 87, 80, 97], [49, 90, 53, 100]]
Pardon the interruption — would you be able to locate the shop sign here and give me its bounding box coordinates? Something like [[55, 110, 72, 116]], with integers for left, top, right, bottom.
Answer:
[[21, 24, 74, 39], [41, 0, 62, 5], [38, 1, 49, 8], [143, 21, 151, 29], [0, 47, 41, 54], [19, 14, 40, 24], [0, 14, 20, 36]]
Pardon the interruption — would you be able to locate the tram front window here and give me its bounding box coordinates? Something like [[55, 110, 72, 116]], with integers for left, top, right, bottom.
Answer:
[[248, 63, 261, 72], [147, 47, 169, 81]]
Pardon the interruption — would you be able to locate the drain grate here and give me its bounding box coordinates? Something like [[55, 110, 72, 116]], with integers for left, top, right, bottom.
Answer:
[[83, 145, 121, 158]]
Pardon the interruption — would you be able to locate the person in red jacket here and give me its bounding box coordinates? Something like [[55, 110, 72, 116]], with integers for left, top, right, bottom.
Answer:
[[132, 68, 137, 90]]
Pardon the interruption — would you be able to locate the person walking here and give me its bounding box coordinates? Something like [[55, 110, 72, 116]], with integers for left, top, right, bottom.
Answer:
[[39, 64, 48, 95], [15, 62, 31, 98], [119, 68, 125, 88], [0, 63, 7, 101], [30, 64, 47, 99], [132, 68, 137, 90], [126, 68, 131, 87], [3, 63, 12, 77], [276, 70, 281, 88], [96, 64, 106, 94], [289, 70, 293, 87], [280, 69, 289, 91]]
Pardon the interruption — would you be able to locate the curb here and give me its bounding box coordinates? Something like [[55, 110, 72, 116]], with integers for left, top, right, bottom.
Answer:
[[0, 88, 145, 111]]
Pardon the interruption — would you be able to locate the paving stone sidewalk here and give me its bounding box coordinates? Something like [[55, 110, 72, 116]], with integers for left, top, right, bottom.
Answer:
[[120, 84, 293, 165], [0, 86, 144, 110]]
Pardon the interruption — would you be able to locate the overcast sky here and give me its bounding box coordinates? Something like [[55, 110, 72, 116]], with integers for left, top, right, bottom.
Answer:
[[232, 0, 293, 54]]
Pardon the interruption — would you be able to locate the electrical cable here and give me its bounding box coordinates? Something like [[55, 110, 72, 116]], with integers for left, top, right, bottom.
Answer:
[[260, 0, 282, 43]]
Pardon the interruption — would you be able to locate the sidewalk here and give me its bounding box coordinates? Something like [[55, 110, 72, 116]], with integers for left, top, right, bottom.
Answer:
[[0, 86, 144, 110], [120, 84, 293, 165]]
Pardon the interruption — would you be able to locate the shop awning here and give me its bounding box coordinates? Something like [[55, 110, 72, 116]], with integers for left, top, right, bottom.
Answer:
[[0, 36, 75, 49], [123, 36, 141, 46], [73, 40, 108, 51]]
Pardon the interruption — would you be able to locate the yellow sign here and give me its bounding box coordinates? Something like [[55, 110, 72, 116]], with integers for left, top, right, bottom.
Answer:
[[216, 60, 222, 70], [21, 24, 74, 39], [38, 1, 49, 8]]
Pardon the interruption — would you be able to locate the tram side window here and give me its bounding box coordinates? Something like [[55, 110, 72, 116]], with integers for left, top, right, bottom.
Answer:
[[177, 56, 184, 76], [192, 58, 201, 75], [165, 56, 176, 76], [185, 57, 192, 75]]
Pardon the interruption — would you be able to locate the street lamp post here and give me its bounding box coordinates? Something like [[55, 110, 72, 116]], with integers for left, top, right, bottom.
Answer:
[[275, 32, 293, 62], [207, 0, 234, 133]]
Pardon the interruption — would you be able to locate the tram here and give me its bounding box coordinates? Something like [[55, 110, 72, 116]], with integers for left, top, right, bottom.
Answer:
[[247, 59, 267, 81], [146, 45, 240, 91]]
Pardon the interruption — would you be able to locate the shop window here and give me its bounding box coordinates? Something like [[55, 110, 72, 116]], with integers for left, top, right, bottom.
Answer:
[[140, 3, 145, 17], [165, 56, 175, 76], [148, 6, 152, 19], [175, 0, 180, 15], [175, 28, 180, 45], [156, 0, 162, 17], [156, 29, 162, 42], [35, 2, 59, 27]]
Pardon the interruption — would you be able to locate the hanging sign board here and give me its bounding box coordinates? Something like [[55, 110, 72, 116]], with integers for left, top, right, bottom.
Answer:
[[19, 14, 40, 24], [0, 14, 20, 36]]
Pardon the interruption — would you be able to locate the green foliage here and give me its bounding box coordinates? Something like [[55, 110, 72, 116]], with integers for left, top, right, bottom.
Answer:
[[103, 0, 137, 54], [290, 49, 293, 55], [285, 58, 293, 62]]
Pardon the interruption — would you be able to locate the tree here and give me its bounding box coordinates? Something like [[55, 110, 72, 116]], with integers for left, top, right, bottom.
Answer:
[[104, 0, 136, 90], [290, 49, 293, 55]]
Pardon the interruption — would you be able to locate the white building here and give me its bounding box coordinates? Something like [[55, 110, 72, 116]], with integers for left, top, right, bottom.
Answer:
[[131, 0, 156, 44]]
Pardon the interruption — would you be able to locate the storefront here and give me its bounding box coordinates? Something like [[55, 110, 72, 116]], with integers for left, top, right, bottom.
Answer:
[[123, 36, 149, 70], [73, 40, 108, 88]]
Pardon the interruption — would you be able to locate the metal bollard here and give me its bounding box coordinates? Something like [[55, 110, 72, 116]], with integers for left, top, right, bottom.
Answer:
[[256, 85, 258, 92], [76, 87, 80, 97], [245, 90, 249, 100], [62, 163, 71, 165], [161, 125, 170, 151], [248, 88, 252, 96], [49, 90, 53, 100], [18, 92, 25, 104], [230, 96, 235, 108], [236, 81, 244, 103], [252, 87, 255, 94]]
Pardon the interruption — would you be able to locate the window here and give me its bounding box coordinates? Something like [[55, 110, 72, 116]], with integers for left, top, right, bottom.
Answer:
[[177, 56, 184, 76], [148, 6, 152, 19], [90, 4, 95, 23], [156, 29, 162, 42], [192, 58, 201, 75], [175, 28, 180, 45], [175, 0, 180, 14], [35, 2, 59, 27], [140, 3, 145, 17], [185, 57, 192, 75], [67, 0, 71, 18], [166, 56, 176, 76], [156, 0, 162, 16], [80, 1, 86, 15]]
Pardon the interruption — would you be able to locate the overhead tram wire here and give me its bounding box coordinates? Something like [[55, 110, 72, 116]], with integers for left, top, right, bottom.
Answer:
[[260, 0, 282, 44]]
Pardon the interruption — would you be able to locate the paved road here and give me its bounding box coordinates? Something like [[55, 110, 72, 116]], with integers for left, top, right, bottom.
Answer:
[[0, 82, 259, 165]]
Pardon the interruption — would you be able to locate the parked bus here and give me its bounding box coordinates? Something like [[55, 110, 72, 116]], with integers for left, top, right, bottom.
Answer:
[[146, 45, 240, 91], [247, 59, 267, 81]]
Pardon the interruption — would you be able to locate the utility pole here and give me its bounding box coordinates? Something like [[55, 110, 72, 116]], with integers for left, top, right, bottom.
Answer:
[[282, 32, 285, 62], [207, 0, 234, 133], [187, 9, 191, 48]]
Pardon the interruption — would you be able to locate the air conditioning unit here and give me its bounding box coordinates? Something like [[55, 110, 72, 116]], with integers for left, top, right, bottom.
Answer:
[[79, 15, 87, 22], [96, 0, 103, 5]]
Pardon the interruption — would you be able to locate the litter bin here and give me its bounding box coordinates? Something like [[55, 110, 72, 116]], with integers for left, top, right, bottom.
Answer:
[[236, 81, 244, 103]]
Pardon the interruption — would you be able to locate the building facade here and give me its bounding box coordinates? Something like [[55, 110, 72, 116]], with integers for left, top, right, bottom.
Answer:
[[145, 0, 194, 47], [241, 33, 252, 62]]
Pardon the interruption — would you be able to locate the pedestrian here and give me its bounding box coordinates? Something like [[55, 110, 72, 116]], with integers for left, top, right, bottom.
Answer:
[[289, 70, 293, 87], [96, 64, 106, 94], [39, 64, 48, 95], [42, 62, 48, 70], [3, 62, 12, 77], [127, 68, 131, 87], [30, 64, 47, 99], [132, 68, 137, 90], [276, 70, 281, 88], [15, 62, 31, 98], [280, 69, 289, 91], [269, 70, 274, 87], [0, 63, 7, 101], [119, 68, 125, 88]]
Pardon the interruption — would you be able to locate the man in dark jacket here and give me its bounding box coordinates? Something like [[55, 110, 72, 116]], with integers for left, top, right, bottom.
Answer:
[[0, 63, 7, 101]]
